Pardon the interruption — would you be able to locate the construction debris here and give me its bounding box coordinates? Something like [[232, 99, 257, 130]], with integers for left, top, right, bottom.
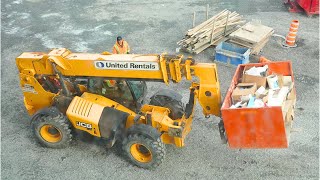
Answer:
[[231, 71, 294, 109], [177, 9, 245, 54], [229, 22, 274, 55]]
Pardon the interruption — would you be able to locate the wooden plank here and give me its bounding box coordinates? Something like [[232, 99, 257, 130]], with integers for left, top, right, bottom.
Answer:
[[187, 9, 228, 36], [223, 11, 230, 35], [194, 42, 212, 54], [199, 20, 240, 38], [193, 39, 210, 50], [191, 10, 228, 29], [193, 27, 236, 51], [229, 34, 272, 55], [180, 25, 237, 48], [229, 39, 254, 48], [251, 36, 271, 55], [210, 20, 216, 43], [198, 13, 240, 31], [229, 22, 274, 44], [190, 12, 232, 37], [178, 10, 245, 54], [206, 4, 209, 20], [196, 21, 245, 36], [187, 11, 242, 39], [212, 37, 228, 46], [199, 25, 237, 39], [184, 37, 196, 44], [194, 33, 230, 54], [192, 26, 237, 49], [193, 12, 196, 28], [230, 29, 274, 48]]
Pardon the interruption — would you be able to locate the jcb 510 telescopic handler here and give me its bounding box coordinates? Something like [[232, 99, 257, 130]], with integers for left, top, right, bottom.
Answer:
[[16, 48, 224, 169]]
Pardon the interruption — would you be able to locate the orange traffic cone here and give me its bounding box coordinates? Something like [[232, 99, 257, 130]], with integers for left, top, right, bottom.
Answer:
[[285, 20, 299, 47]]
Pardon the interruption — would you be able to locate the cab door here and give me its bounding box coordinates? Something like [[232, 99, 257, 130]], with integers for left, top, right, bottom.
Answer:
[[87, 78, 137, 111]]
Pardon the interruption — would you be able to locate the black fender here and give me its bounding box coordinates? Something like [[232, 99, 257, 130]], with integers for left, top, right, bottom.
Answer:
[[99, 107, 129, 139], [150, 88, 183, 102], [126, 124, 161, 141], [150, 89, 185, 120], [30, 107, 61, 124]]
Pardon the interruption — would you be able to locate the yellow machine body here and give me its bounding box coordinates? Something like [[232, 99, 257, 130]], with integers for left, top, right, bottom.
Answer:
[[16, 48, 221, 148]]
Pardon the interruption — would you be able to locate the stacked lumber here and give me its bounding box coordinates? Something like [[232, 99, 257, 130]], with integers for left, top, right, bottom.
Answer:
[[177, 10, 245, 54], [229, 22, 274, 55]]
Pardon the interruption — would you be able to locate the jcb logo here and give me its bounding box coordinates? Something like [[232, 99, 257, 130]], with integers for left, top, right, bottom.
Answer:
[[76, 121, 92, 130]]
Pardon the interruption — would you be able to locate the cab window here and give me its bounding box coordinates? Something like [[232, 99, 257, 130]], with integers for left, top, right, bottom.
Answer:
[[87, 78, 135, 110], [127, 81, 145, 100]]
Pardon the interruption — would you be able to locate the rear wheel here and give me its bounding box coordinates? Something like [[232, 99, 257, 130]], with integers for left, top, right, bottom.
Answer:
[[32, 112, 72, 148], [122, 134, 165, 169], [150, 94, 185, 120]]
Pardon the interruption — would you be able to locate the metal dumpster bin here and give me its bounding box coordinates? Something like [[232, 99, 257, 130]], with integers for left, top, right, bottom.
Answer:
[[221, 61, 296, 148]]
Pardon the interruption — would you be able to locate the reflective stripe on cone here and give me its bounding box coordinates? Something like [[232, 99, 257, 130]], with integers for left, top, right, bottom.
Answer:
[[285, 20, 299, 47]]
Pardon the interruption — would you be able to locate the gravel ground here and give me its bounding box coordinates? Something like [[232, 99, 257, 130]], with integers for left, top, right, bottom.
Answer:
[[1, 0, 319, 179]]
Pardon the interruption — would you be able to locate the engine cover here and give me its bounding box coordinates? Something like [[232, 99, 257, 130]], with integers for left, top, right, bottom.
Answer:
[[66, 93, 129, 139], [67, 96, 104, 136]]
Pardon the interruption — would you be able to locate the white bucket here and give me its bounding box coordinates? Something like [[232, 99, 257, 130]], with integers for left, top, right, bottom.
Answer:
[[267, 75, 280, 89]]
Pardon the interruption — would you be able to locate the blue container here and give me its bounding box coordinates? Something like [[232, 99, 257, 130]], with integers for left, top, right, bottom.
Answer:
[[215, 42, 250, 66]]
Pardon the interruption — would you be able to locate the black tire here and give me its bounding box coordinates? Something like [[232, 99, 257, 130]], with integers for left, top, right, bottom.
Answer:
[[150, 95, 185, 120], [32, 112, 72, 148], [122, 134, 166, 169]]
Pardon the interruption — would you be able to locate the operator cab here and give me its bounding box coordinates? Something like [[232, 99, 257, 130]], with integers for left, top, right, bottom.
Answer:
[[87, 78, 147, 112], [36, 75, 147, 113]]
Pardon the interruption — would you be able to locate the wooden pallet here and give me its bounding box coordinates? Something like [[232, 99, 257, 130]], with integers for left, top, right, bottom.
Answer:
[[177, 9, 245, 54], [229, 22, 274, 55]]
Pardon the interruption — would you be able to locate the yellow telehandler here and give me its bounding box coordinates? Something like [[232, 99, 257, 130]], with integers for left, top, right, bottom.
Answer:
[[16, 48, 223, 169]]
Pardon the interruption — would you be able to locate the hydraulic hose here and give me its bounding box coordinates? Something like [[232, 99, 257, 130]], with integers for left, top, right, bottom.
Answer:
[[51, 62, 71, 96]]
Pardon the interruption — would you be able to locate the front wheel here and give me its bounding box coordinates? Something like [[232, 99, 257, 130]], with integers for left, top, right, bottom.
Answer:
[[32, 112, 72, 148], [122, 134, 166, 169]]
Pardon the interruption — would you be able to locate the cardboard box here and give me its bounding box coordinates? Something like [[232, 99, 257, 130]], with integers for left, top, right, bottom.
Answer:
[[254, 86, 268, 103], [287, 88, 296, 100], [267, 87, 289, 106], [278, 75, 294, 89], [262, 96, 268, 103], [232, 83, 257, 103], [282, 100, 294, 123], [259, 95, 268, 103], [282, 100, 292, 115], [286, 88, 296, 107], [286, 108, 294, 123], [242, 66, 268, 88], [282, 76, 293, 86], [255, 86, 268, 97], [284, 85, 296, 123]]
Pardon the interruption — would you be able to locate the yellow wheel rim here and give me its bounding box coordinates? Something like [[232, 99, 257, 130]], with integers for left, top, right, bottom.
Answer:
[[130, 143, 152, 163], [39, 125, 62, 143]]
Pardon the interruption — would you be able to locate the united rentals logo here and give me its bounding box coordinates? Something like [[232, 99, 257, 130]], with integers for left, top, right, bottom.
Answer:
[[95, 61, 159, 71]]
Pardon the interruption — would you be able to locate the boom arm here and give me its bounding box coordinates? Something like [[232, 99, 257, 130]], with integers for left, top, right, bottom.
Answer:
[[16, 48, 221, 117]]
